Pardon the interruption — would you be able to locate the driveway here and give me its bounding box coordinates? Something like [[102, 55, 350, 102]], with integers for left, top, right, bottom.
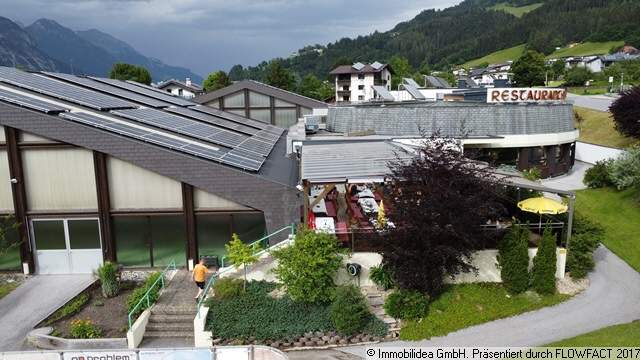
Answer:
[[343, 246, 640, 356], [0, 274, 94, 351], [568, 94, 616, 112]]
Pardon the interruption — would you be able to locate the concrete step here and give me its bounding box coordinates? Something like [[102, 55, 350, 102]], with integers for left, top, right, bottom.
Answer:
[[151, 306, 196, 316], [367, 297, 384, 306], [148, 314, 194, 323], [144, 330, 194, 338], [146, 323, 193, 332]]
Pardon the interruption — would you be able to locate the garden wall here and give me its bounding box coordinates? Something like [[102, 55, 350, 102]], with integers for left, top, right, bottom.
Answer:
[[575, 141, 625, 164]]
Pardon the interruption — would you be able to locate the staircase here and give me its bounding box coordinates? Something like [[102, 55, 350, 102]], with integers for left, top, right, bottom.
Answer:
[[361, 286, 401, 337], [143, 270, 195, 341]]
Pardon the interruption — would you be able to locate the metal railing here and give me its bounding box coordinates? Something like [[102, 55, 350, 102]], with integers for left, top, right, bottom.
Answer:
[[196, 224, 296, 317], [127, 259, 176, 329]]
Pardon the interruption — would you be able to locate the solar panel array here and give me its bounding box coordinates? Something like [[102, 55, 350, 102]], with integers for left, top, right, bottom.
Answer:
[[111, 108, 248, 148], [0, 67, 284, 172], [45, 72, 172, 108], [403, 84, 426, 100], [0, 67, 135, 110], [90, 77, 194, 107], [0, 88, 69, 114], [402, 78, 421, 88], [372, 85, 395, 101]]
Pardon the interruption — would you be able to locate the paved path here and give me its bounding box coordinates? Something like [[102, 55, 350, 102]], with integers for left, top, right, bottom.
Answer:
[[540, 160, 590, 192], [568, 94, 616, 112], [342, 246, 640, 357], [0, 274, 94, 351]]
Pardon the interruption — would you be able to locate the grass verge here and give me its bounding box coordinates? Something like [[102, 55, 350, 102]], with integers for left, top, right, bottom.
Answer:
[[549, 41, 624, 58], [400, 283, 570, 340], [488, 2, 543, 17], [574, 107, 639, 149], [576, 188, 640, 272], [0, 281, 19, 300], [462, 44, 526, 68], [206, 281, 386, 341], [548, 321, 640, 346]]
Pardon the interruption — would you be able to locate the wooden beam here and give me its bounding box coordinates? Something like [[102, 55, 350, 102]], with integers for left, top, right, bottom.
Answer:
[[93, 151, 115, 262], [309, 184, 335, 208], [5, 127, 33, 273], [182, 183, 197, 266], [302, 181, 309, 227]]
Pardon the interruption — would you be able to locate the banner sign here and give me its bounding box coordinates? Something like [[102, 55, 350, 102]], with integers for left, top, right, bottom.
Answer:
[[487, 88, 567, 103], [138, 349, 212, 360], [63, 351, 137, 360]]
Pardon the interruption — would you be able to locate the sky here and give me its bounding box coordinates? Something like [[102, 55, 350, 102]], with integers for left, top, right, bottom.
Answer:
[[2, 0, 461, 77]]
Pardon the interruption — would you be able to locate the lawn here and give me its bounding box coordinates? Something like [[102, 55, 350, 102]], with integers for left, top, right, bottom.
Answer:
[[574, 106, 639, 149], [463, 44, 526, 68], [568, 86, 609, 95], [0, 280, 19, 300], [548, 321, 640, 346], [400, 283, 569, 340], [488, 2, 543, 17], [548, 41, 624, 59], [576, 188, 640, 272]]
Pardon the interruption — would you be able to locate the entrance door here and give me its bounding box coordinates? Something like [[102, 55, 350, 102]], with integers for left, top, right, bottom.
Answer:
[[32, 218, 103, 274]]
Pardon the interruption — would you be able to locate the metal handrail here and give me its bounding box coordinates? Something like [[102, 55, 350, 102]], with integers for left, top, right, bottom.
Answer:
[[196, 224, 296, 317], [127, 259, 176, 329]]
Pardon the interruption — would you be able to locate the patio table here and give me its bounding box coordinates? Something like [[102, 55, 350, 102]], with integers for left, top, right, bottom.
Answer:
[[315, 217, 336, 234]]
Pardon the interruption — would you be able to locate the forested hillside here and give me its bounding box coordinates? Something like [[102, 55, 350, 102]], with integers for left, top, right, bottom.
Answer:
[[230, 0, 640, 81]]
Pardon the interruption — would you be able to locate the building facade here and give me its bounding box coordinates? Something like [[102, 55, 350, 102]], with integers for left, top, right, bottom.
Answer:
[[194, 80, 328, 129], [329, 62, 393, 103], [156, 78, 203, 99]]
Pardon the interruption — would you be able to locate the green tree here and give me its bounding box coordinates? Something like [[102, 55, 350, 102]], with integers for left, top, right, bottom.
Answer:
[[0, 215, 20, 257], [531, 225, 557, 295], [511, 50, 546, 86], [225, 233, 259, 291], [265, 60, 296, 91], [108, 63, 152, 85], [228, 64, 246, 81], [497, 223, 530, 294], [564, 67, 592, 87], [550, 60, 566, 80], [203, 71, 231, 92], [298, 74, 334, 100], [272, 229, 344, 303], [389, 55, 414, 89]]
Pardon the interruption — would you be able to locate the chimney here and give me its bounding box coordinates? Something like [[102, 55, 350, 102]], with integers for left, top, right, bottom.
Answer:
[[186, 78, 192, 87]]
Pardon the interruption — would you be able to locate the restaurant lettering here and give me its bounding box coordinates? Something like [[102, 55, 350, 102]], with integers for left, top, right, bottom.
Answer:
[[487, 88, 567, 103]]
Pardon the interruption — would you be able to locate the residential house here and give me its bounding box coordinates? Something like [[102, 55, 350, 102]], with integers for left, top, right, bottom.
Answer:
[[329, 62, 393, 103], [156, 78, 203, 99]]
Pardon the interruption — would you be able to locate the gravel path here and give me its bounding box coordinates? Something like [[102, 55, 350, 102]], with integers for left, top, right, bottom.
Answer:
[[342, 246, 640, 357]]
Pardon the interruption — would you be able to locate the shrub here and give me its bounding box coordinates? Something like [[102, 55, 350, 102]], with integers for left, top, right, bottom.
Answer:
[[127, 272, 162, 318], [383, 289, 429, 320], [583, 160, 614, 188], [225, 233, 259, 290], [96, 261, 119, 298], [44, 293, 90, 326], [531, 226, 557, 295], [567, 215, 603, 278], [497, 224, 531, 294], [271, 230, 344, 303], [610, 86, 640, 139], [369, 264, 395, 290], [330, 286, 371, 335], [609, 147, 640, 191], [522, 167, 542, 181], [214, 278, 243, 299], [564, 67, 592, 87], [69, 319, 102, 339]]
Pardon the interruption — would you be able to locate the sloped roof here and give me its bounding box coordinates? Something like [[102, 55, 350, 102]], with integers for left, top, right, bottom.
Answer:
[[329, 63, 393, 75], [193, 80, 328, 109], [157, 78, 203, 92]]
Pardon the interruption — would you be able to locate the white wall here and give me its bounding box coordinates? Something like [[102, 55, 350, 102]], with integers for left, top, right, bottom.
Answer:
[[22, 148, 97, 211], [575, 141, 625, 164], [0, 150, 13, 212], [194, 188, 250, 211], [162, 85, 196, 99]]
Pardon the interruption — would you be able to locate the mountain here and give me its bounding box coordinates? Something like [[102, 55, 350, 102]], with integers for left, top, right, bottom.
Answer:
[[0, 16, 69, 72], [77, 29, 203, 83], [17, 18, 202, 83], [234, 0, 640, 81]]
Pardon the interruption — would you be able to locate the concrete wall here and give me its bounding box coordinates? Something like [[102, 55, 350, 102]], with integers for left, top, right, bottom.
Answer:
[[335, 252, 382, 287], [575, 141, 625, 164], [126, 308, 151, 349], [194, 306, 213, 347]]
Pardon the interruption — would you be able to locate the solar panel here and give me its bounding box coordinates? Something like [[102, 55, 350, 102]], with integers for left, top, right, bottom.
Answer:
[[353, 62, 365, 71], [371, 85, 395, 101], [220, 148, 265, 171], [0, 88, 69, 114], [59, 112, 229, 163], [190, 105, 268, 130], [236, 137, 276, 157], [111, 108, 248, 148], [166, 107, 259, 135], [403, 84, 426, 100], [0, 67, 135, 110], [45, 72, 172, 108], [402, 78, 421, 88], [90, 77, 194, 107]]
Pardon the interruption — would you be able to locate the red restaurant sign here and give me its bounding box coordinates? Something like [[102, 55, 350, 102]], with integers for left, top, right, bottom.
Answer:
[[487, 88, 567, 103]]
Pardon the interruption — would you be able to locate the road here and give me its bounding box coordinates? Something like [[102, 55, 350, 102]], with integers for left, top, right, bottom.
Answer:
[[568, 93, 616, 112], [0, 274, 94, 350]]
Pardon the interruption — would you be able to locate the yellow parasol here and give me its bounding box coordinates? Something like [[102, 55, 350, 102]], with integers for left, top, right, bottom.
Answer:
[[376, 200, 386, 229], [517, 196, 568, 230]]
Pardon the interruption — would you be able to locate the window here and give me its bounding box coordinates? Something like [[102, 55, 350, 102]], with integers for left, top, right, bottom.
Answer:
[[358, 95, 364, 101], [197, 214, 231, 260], [0, 227, 20, 270], [68, 219, 100, 249], [274, 109, 298, 128], [343, 96, 350, 101], [178, 89, 183, 96], [33, 220, 66, 250], [358, 85, 364, 90], [358, 74, 365, 80], [342, 86, 350, 91]]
